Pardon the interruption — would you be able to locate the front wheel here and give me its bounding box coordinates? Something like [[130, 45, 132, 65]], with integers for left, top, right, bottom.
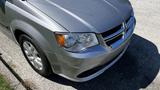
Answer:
[[19, 34, 51, 76]]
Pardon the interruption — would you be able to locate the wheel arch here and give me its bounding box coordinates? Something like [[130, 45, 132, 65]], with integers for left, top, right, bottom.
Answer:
[[10, 20, 49, 50], [10, 20, 61, 74]]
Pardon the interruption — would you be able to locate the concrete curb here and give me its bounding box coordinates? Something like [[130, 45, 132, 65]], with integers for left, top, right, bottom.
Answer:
[[0, 53, 31, 90]]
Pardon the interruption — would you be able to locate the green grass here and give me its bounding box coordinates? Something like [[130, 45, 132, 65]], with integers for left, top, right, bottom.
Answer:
[[0, 74, 13, 90]]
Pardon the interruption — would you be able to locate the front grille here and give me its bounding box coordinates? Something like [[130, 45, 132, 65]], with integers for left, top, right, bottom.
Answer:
[[106, 34, 123, 45], [101, 24, 122, 38], [102, 17, 131, 47], [126, 17, 130, 24]]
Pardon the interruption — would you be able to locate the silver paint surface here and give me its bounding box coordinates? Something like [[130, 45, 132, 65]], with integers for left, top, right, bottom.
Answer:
[[0, 0, 135, 82]]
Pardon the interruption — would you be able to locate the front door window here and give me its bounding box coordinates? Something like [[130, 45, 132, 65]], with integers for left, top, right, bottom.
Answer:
[[0, 0, 6, 13]]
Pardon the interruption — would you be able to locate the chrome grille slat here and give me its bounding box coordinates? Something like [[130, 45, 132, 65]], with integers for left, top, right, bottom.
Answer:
[[101, 16, 135, 48], [104, 28, 124, 41], [105, 33, 123, 42], [127, 17, 134, 28]]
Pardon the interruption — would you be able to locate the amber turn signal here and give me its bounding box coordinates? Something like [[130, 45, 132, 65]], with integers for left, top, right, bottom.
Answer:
[[55, 34, 65, 47]]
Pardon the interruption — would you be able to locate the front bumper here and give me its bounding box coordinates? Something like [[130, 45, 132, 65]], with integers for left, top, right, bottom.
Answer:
[[47, 17, 135, 82], [58, 40, 130, 82]]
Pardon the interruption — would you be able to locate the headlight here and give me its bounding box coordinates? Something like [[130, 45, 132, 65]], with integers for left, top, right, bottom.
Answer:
[[55, 33, 99, 52]]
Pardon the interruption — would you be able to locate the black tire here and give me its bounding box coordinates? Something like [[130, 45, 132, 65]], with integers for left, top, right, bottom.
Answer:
[[19, 34, 52, 76]]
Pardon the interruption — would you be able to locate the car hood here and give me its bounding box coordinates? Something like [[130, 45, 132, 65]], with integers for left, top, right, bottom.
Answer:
[[28, 0, 133, 33]]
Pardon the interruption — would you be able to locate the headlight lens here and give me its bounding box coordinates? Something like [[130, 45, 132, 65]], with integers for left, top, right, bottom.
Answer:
[[55, 33, 98, 52]]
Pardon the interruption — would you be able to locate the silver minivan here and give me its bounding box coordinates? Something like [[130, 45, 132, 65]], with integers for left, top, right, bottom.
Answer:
[[0, 0, 136, 82]]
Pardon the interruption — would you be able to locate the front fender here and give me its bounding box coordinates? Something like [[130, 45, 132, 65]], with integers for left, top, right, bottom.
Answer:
[[10, 20, 52, 53]]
